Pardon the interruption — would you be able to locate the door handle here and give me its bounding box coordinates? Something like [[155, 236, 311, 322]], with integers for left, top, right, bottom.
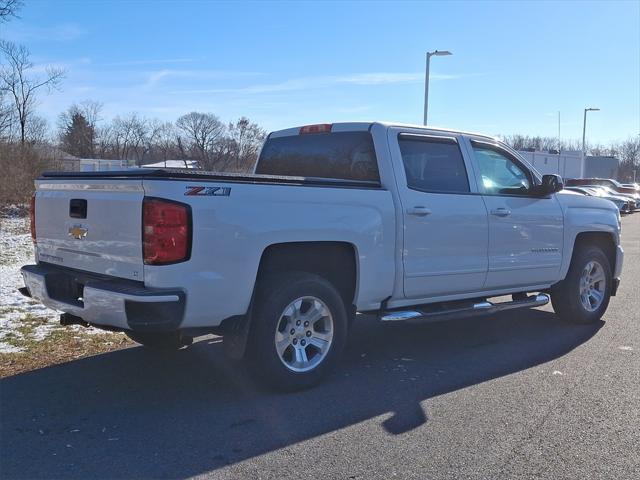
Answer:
[[407, 206, 432, 216], [490, 207, 512, 217]]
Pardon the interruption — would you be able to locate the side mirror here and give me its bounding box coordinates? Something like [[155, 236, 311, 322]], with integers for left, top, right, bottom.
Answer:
[[539, 174, 564, 195]]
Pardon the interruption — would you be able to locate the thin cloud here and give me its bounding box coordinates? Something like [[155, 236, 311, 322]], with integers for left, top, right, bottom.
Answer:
[[28, 57, 90, 75], [143, 69, 262, 88], [101, 58, 197, 67], [172, 72, 465, 95]]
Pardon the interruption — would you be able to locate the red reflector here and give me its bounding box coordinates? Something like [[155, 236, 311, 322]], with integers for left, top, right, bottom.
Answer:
[[30, 194, 36, 243], [143, 198, 191, 265], [299, 123, 332, 134]]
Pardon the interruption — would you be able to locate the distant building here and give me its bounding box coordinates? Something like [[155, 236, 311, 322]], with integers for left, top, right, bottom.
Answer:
[[79, 159, 132, 171], [140, 160, 199, 169], [518, 150, 619, 180], [33, 146, 132, 171], [583, 156, 619, 180], [33, 145, 80, 171]]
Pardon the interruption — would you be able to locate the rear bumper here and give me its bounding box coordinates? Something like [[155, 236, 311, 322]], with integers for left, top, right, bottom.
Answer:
[[20, 263, 185, 331]]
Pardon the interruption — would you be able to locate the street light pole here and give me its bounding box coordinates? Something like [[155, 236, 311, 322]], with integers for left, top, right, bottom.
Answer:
[[423, 50, 452, 126], [558, 110, 562, 155], [582, 107, 600, 155], [581, 107, 600, 178]]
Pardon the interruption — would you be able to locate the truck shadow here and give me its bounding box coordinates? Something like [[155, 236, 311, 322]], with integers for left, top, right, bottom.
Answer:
[[1, 309, 602, 479]]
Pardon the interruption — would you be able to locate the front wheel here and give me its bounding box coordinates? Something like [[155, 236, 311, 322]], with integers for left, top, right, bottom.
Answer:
[[246, 272, 348, 391], [551, 245, 612, 324]]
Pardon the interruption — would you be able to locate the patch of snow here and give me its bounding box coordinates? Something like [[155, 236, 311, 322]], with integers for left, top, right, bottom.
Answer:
[[31, 323, 60, 341], [0, 216, 60, 348], [1, 215, 119, 350], [0, 342, 24, 353]]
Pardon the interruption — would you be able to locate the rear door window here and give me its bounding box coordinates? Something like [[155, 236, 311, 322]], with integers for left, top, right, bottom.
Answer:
[[398, 135, 470, 193], [256, 131, 380, 182]]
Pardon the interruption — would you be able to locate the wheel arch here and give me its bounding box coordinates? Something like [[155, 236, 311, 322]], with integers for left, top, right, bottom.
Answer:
[[564, 231, 617, 281], [220, 241, 359, 360], [255, 241, 359, 310]]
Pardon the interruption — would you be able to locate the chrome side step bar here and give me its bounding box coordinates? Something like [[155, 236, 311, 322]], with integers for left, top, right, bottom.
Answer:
[[380, 293, 550, 323]]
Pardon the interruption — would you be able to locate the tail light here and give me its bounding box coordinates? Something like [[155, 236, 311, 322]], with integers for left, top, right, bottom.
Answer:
[[142, 198, 191, 265], [30, 194, 36, 243], [299, 124, 332, 134]]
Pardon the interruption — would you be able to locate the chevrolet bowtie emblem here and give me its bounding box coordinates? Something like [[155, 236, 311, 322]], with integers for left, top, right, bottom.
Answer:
[[68, 225, 88, 240]]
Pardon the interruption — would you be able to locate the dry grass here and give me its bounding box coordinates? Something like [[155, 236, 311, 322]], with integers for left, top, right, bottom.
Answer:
[[0, 318, 133, 378]]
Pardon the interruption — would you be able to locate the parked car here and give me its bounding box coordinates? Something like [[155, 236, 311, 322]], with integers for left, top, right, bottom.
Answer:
[[584, 185, 638, 212], [596, 185, 640, 208], [621, 183, 639, 191], [566, 177, 640, 199], [20, 122, 624, 390], [565, 186, 634, 214]]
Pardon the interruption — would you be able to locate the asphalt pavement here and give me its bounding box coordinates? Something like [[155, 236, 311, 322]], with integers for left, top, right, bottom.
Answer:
[[2, 215, 639, 479]]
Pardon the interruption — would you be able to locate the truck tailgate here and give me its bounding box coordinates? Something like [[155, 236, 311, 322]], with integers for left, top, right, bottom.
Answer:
[[34, 179, 144, 281]]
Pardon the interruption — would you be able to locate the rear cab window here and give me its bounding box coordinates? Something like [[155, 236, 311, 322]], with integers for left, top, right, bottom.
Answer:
[[398, 134, 470, 194], [256, 131, 380, 183]]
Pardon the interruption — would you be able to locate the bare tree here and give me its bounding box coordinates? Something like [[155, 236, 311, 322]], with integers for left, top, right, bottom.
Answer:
[[176, 112, 224, 168], [95, 123, 114, 159], [225, 117, 266, 171], [0, 41, 64, 144], [0, 1, 21, 138], [501, 134, 581, 153], [78, 100, 103, 128], [616, 137, 640, 181], [152, 121, 181, 165], [102, 116, 128, 160], [142, 118, 165, 163], [0, 90, 12, 138], [24, 115, 48, 144], [102, 113, 152, 165], [0, 0, 22, 23]]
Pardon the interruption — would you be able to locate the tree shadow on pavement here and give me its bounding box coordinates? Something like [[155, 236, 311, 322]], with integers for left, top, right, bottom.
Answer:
[[0, 309, 602, 479]]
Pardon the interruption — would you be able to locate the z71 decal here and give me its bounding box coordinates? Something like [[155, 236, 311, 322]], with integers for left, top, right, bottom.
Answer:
[[185, 186, 231, 196]]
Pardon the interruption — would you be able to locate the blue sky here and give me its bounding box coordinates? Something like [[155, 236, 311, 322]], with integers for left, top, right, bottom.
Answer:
[[2, 0, 639, 144]]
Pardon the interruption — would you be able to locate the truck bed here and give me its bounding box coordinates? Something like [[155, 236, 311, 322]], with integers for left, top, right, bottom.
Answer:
[[40, 169, 382, 189]]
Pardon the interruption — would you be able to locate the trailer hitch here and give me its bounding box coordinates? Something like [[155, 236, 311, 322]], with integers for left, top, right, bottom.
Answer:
[[60, 312, 89, 328]]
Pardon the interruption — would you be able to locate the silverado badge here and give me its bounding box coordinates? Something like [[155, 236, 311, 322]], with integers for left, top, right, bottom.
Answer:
[[68, 225, 88, 240]]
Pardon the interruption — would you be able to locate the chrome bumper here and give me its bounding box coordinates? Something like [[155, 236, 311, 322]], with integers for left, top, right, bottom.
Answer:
[[20, 264, 185, 331]]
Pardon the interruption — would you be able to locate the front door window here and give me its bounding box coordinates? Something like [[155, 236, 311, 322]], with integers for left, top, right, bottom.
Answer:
[[472, 144, 531, 195]]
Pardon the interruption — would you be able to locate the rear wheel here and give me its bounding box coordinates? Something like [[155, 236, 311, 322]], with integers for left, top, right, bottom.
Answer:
[[126, 331, 190, 350], [246, 272, 348, 391], [551, 245, 612, 324]]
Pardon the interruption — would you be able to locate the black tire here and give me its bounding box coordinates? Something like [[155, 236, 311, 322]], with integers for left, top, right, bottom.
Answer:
[[246, 272, 348, 391], [126, 331, 188, 350], [551, 245, 612, 324]]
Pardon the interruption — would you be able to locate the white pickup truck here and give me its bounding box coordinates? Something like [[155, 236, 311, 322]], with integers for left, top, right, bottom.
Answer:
[[21, 122, 624, 390]]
